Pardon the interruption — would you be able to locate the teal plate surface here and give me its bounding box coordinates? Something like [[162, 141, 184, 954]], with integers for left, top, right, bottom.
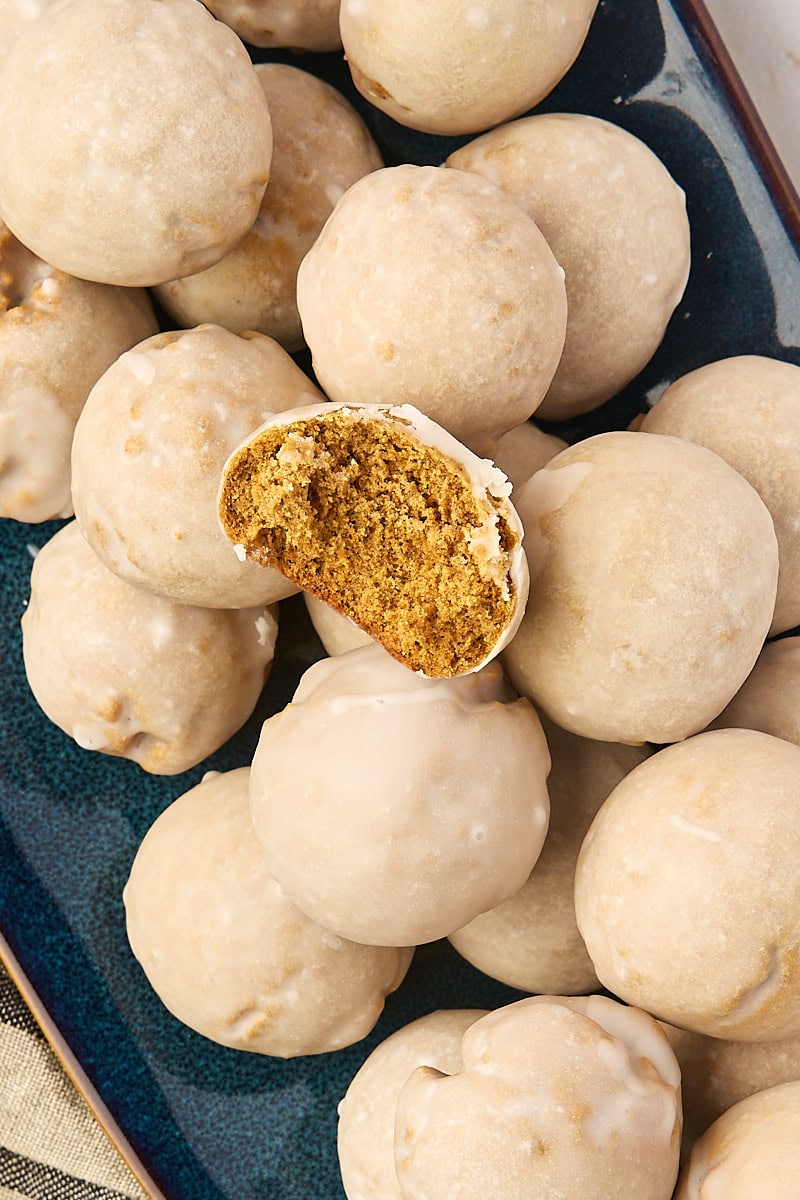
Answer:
[[2, 1, 800, 1196]]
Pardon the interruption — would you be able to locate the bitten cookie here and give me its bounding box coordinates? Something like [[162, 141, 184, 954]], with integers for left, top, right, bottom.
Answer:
[[219, 401, 528, 677]]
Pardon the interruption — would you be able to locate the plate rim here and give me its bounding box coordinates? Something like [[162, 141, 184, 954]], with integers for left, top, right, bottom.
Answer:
[[677, 0, 800, 251]]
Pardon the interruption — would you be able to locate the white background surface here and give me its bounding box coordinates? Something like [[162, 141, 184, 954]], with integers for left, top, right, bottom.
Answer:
[[703, 0, 800, 189]]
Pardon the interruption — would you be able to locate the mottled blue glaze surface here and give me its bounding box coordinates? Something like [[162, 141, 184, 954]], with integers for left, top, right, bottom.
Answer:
[[2, 0, 800, 1196]]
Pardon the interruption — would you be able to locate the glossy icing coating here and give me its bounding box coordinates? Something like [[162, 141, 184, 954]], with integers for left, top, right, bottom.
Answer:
[[21, 522, 277, 774], [340, 0, 599, 135], [219, 401, 529, 676], [504, 430, 778, 744], [71, 325, 321, 609], [249, 645, 550, 945], [296, 164, 567, 450], [124, 768, 412, 1057], [576, 729, 800, 1041], [395, 995, 681, 1200], [0, 0, 272, 285]]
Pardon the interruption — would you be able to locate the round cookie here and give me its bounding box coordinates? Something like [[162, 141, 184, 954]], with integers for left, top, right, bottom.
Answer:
[[0, 0, 272, 285], [296, 164, 567, 451], [575, 729, 800, 1041], [489, 420, 567, 493], [22, 522, 277, 774], [71, 325, 322, 609], [448, 113, 691, 420], [449, 717, 649, 996], [395, 995, 681, 1200], [154, 63, 381, 352], [640, 355, 800, 633], [503, 430, 778, 744], [664, 1022, 800, 1152], [204, 0, 342, 51], [218, 401, 529, 677], [340, 0, 599, 135], [0, 223, 157, 522], [0, 0, 58, 65], [248, 644, 551, 946], [338, 1009, 486, 1200], [674, 1082, 800, 1200], [709, 635, 800, 747], [124, 768, 412, 1057], [304, 593, 374, 657]]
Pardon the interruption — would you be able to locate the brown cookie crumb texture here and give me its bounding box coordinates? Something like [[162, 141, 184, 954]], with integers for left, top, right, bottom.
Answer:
[[219, 412, 517, 676]]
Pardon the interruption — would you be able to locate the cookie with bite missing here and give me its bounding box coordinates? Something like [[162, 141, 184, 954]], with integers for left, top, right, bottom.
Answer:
[[340, 0, 599, 135], [219, 401, 528, 678]]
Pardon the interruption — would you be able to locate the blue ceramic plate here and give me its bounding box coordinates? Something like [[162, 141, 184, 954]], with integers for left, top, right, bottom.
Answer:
[[2, 1, 800, 1196]]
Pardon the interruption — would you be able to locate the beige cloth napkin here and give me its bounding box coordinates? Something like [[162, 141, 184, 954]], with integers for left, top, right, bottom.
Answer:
[[0, 964, 148, 1200]]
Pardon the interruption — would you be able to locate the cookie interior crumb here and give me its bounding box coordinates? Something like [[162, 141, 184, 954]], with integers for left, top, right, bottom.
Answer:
[[219, 410, 518, 676]]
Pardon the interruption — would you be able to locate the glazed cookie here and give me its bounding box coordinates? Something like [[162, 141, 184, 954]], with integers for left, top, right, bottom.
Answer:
[[248, 644, 550, 946], [665, 1022, 800, 1151], [296, 164, 567, 450], [395, 995, 681, 1200], [219, 401, 528, 677], [338, 1009, 487, 1200], [71, 325, 322, 609], [0, 224, 157, 522], [304, 593, 374, 657], [205, 0, 342, 51], [124, 768, 412, 1057], [0, 0, 58, 64], [22, 523, 277, 774], [0, 0, 272, 285], [641, 355, 800, 633], [489, 420, 567, 493], [503, 431, 778, 744], [449, 717, 649, 996], [154, 63, 381, 351], [674, 1082, 800, 1200], [710, 635, 800, 747], [449, 113, 691, 420], [575, 729, 800, 1041], [340, 0, 599, 135]]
